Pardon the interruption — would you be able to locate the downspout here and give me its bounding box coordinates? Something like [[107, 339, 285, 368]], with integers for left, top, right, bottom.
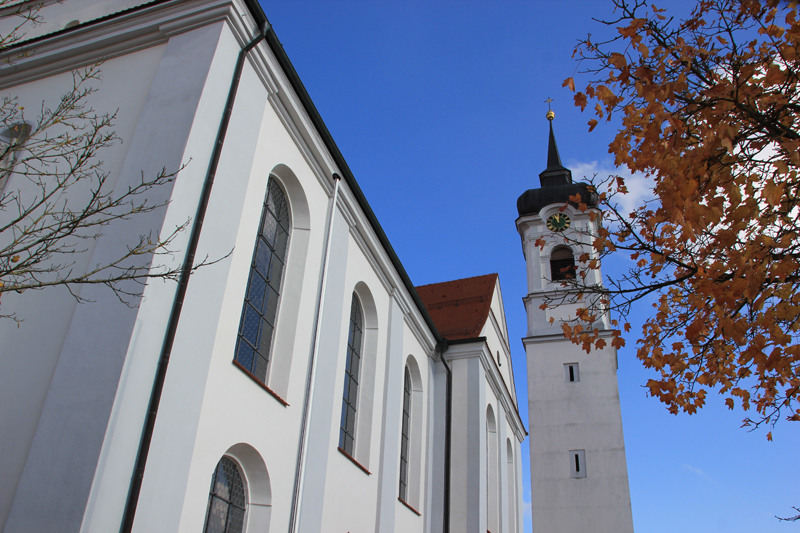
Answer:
[[436, 338, 451, 533], [288, 173, 342, 533], [120, 25, 267, 533]]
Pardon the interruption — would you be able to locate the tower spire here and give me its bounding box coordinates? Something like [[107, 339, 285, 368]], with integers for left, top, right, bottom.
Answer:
[[546, 119, 564, 170], [538, 106, 572, 187]]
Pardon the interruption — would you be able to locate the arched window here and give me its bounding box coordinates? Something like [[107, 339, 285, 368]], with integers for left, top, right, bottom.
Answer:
[[203, 457, 247, 533], [550, 246, 576, 281], [399, 366, 412, 501], [506, 439, 517, 533], [486, 405, 499, 533], [339, 293, 364, 456], [234, 178, 291, 383]]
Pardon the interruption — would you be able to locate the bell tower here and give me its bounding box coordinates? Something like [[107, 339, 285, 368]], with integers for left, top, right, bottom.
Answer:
[[516, 111, 634, 533]]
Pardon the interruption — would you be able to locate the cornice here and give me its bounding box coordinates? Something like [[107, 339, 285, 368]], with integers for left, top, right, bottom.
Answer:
[[0, 0, 248, 90], [522, 325, 616, 346]]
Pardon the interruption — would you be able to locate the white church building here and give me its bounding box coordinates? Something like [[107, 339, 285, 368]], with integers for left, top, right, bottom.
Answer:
[[0, 1, 633, 532]]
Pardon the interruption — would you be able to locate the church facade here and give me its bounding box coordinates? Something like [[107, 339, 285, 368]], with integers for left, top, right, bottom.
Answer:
[[0, 1, 631, 532]]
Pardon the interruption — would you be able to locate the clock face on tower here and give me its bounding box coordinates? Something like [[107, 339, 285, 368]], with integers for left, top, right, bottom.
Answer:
[[546, 213, 571, 232]]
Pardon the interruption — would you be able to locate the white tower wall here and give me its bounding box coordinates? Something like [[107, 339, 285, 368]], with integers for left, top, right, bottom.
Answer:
[[518, 202, 634, 533]]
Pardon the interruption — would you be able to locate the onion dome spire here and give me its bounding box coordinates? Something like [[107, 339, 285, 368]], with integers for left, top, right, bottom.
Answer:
[[516, 104, 598, 217], [539, 108, 572, 187]]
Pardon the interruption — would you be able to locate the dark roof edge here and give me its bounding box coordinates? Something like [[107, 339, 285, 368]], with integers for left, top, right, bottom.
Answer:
[[243, 0, 444, 343], [446, 336, 487, 345]]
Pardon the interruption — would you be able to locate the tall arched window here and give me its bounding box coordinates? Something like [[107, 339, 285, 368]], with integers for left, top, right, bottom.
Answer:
[[506, 438, 517, 533], [550, 246, 576, 281], [203, 457, 247, 533], [399, 366, 412, 501], [339, 293, 364, 456], [486, 405, 499, 533], [234, 178, 291, 383]]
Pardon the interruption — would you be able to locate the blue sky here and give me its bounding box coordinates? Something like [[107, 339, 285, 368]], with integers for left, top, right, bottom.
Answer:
[[260, 1, 800, 531]]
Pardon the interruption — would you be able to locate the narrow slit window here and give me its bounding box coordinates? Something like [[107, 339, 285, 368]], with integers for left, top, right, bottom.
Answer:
[[339, 293, 364, 456], [564, 363, 580, 383], [399, 366, 411, 501], [569, 449, 586, 478]]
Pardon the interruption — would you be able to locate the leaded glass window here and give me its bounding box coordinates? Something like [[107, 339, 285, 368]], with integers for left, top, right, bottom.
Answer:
[[203, 457, 246, 533], [399, 366, 412, 500], [234, 179, 291, 383], [339, 293, 364, 455]]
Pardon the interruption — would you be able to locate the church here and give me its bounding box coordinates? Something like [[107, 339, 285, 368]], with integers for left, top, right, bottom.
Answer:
[[0, 1, 634, 532]]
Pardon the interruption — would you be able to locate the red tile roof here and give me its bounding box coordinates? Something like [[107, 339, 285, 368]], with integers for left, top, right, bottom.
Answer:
[[416, 273, 498, 340]]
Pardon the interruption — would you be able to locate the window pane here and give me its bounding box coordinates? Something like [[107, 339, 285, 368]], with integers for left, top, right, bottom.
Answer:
[[263, 286, 280, 326], [227, 506, 245, 533], [349, 352, 360, 379], [272, 181, 289, 227], [247, 270, 267, 312], [235, 339, 255, 373], [346, 405, 356, 434], [261, 210, 278, 246], [268, 254, 284, 287], [257, 319, 273, 357], [344, 434, 354, 455], [254, 239, 272, 278], [351, 326, 362, 355], [240, 304, 259, 345], [274, 226, 289, 257], [205, 497, 228, 533], [253, 354, 268, 382], [348, 375, 358, 406]]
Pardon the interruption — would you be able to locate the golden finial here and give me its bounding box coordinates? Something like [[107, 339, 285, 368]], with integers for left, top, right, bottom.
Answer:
[[545, 97, 555, 120]]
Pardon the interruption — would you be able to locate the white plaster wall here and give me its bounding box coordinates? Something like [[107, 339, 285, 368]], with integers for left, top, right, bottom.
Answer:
[[485, 281, 516, 400], [0, 40, 167, 531], [424, 357, 447, 533], [525, 336, 633, 533], [447, 350, 485, 533], [480, 310, 514, 406]]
